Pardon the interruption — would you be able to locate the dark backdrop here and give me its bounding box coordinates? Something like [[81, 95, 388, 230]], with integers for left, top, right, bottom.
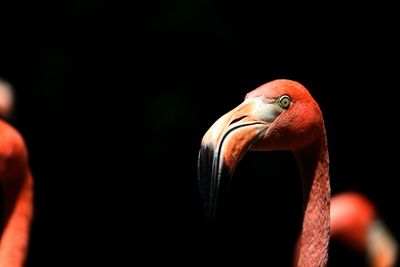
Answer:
[[1, 1, 399, 266]]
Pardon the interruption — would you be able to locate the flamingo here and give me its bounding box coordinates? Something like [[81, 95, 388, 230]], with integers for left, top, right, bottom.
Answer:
[[291, 191, 398, 267], [0, 79, 15, 120], [329, 191, 398, 267], [0, 79, 34, 267], [198, 79, 330, 266]]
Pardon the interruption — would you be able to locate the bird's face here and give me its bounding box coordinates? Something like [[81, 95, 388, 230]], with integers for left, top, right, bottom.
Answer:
[[198, 79, 324, 221]]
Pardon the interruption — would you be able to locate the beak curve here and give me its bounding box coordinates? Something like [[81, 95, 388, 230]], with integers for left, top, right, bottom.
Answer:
[[198, 97, 276, 222]]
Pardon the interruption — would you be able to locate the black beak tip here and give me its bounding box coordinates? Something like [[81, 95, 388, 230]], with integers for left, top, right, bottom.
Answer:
[[197, 143, 231, 225], [197, 144, 216, 218]]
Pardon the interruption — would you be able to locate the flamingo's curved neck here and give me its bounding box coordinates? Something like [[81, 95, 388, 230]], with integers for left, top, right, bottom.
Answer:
[[294, 129, 330, 267]]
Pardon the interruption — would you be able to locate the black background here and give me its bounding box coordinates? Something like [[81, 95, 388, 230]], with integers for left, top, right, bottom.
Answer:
[[1, 1, 399, 266]]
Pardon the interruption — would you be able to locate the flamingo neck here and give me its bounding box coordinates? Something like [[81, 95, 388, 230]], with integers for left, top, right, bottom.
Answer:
[[294, 130, 330, 267]]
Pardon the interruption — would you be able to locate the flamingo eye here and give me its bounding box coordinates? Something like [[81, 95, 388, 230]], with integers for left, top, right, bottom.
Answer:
[[278, 95, 291, 109]]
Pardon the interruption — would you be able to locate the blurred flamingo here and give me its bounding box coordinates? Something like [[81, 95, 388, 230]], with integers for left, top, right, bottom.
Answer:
[[330, 191, 398, 267], [291, 191, 398, 267], [0, 78, 34, 267]]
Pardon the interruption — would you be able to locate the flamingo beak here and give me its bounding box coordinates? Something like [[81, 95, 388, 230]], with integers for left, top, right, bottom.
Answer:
[[198, 97, 281, 222]]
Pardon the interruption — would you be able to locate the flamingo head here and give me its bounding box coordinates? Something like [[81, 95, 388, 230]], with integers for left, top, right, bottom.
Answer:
[[198, 79, 325, 222]]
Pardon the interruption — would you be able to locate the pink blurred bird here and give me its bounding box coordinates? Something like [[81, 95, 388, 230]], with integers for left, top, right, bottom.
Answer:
[[330, 192, 398, 267], [0, 79, 34, 267]]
